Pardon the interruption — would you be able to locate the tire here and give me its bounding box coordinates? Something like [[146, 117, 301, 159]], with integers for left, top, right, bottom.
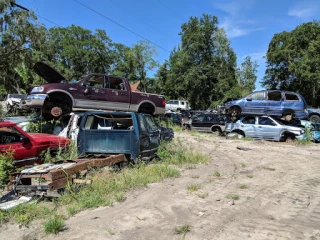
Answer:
[[310, 114, 320, 123], [229, 106, 241, 117], [282, 110, 294, 121], [212, 127, 222, 136]]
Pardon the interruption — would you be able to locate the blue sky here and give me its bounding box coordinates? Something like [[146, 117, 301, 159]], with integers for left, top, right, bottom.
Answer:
[[18, 0, 320, 90]]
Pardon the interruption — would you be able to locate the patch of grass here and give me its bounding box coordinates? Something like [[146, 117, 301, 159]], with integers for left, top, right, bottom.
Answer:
[[114, 192, 126, 202], [41, 141, 78, 163], [174, 224, 191, 236], [213, 171, 221, 177], [157, 140, 210, 165], [66, 205, 80, 216], [0, 202, 53, 225], [187, 184, 201, 192], [186, 165, 196, 170], [226, 194, 240, 201], [43, 215, 65, 235], [107, 228, 116, 236], [247, 174, 254, 178], [240, 137, 253, 141], [296, 128, 312, 145], [191, 175, 200, 178], [263, 167, 276, 171], [197, 193, 208, 199], [239, 184, 248, 189], [239, 162, 246, 168]]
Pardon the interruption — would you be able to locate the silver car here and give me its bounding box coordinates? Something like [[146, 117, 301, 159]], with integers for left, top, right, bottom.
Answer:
[[225, 116, 304, 141]]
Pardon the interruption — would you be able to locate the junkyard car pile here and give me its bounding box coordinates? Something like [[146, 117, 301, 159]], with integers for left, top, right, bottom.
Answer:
[[2, 62, 320, 198]]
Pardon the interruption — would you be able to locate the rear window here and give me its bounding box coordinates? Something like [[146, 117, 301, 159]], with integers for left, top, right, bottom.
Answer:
[[285, 93, 299, 101]]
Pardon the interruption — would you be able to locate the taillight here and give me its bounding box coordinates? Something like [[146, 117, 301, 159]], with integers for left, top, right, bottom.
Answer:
[[161, 99, 166, 107]]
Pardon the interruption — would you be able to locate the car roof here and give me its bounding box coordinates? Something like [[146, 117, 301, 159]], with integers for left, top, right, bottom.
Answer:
[[0, 121, 16, 126]]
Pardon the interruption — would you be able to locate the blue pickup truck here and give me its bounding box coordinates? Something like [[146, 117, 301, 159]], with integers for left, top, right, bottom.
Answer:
[[77, 111, 173, 162]]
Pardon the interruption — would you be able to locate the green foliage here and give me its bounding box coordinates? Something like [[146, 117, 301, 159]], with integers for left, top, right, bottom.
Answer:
[[187, 184, 201, 192], [0, 150, 15, 185], [174, 224, 191, 236], [262, 21, 320, 107], [43, 215, 65, 235], [236, 56, 259, 97], [41, 140, 78, 163], [226, 194, 240, 200]]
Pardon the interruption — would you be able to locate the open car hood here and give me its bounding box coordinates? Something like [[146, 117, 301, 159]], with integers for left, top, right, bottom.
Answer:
[[33, 62, 66, 83]]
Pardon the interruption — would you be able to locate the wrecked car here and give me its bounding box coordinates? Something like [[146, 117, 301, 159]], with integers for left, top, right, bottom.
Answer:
[[53, 111, 173, 143], [306, 108, 320, 123], [77, 111, 172, 162], [225, 115, 305, 141], [24, 62, 166, 119], [0, 121, 70, 166], [183, 114, 228, 135], [4, 94, 26, 114], [225, 90, 308, 120]]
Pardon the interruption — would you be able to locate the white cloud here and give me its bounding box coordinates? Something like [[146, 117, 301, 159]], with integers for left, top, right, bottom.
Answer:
[[288, 1, 319, 18], [220, 17, 264, 38], [214, 1, 263, 38]]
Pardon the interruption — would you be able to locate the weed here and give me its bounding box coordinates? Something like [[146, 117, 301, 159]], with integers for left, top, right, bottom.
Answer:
[[186, 165, 196, 170], [136, 216, 147, 221], [226, 194, 240, 200], [66, 205, 80, 216], [263, 167, 276, 171], [240, 162, 246, 168], [213, 171, 221, 177], [247, 174, 253, 178], [197, 193, 208, 199], [0, 150, 15, 185], [43, 215, 65, 235], [114, 192, 126, 202], [191, 175, 200, 179], [296, 128, 312, 145], [174, 224, 191, 236], [107, 228, 116, 236], [187, 184, 201, 192], [239, 184, 248, 189], [41, 141, 78, 163]]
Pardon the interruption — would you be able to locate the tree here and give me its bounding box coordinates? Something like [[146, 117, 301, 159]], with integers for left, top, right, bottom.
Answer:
[[237, 56, 259, 97], [262, 21, 320, 106], [0, 0, 47, 94], [157, 14, 238, 109]]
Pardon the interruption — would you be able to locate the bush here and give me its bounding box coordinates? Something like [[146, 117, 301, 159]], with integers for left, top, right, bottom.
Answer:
[[43, 215, 65, 235], [0, 150, 15, 185]]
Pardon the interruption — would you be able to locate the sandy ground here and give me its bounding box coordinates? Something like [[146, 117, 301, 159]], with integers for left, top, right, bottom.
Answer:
[[1, 131, 320, 240]]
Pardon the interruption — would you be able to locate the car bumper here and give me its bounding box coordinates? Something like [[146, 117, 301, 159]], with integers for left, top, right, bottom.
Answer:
[[155, 107, 165, 115], [23, 94, 48, 108]]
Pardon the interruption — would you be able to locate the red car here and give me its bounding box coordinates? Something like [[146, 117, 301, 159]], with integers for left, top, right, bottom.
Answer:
[[0, 121, 70, 166]]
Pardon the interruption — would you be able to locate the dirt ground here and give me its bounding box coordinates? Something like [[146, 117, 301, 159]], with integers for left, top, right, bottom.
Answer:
[[1, 131, 320, 240]]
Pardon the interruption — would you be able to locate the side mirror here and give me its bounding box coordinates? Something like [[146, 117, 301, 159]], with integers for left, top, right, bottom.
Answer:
[[84, 88, 89, 95], [20, 136, 30, 143], [246, 98, 252, 101]]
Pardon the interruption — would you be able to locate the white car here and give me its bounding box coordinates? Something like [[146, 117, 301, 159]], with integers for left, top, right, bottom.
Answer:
[[165, 100, 191, 111], [225, 115, 305, 141]]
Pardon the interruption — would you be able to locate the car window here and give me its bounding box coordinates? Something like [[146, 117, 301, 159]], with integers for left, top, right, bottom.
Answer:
[[242, 117, 255, 124], [108, 76, 126, 90], [258, 117, 275, 126], [138, 115, 147, 132], [0, 126, 24, 144], [167, 101, 173, 104], [285, 93, 299, 101], [268, 91, 282, 101], [144, 115, 159, 131], [84, 75, 104, 88], [249, 92, 265, 100]]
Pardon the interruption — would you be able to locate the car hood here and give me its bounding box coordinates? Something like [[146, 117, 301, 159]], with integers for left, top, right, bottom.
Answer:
[[29, 133, 70, 145], [34, 62, 66, 83]]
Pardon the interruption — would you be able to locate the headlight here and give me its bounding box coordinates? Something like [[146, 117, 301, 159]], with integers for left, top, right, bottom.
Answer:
[[300, 130, 305, 134], [31, 86, 44, 93]]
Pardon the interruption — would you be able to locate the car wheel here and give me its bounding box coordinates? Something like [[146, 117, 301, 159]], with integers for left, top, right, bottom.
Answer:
[[285, 136, 294, 143], [310, 114, 320, 123], [229, 106, 241, 117]]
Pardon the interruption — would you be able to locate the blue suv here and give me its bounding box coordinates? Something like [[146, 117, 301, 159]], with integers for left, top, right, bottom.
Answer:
[[225, 90, 307, 120]]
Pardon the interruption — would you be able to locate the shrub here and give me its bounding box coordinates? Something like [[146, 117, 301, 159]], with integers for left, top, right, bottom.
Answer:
[[0, 150, 15, 185]]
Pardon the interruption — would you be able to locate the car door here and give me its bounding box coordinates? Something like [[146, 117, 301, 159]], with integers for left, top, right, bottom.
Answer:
[[138, 115, 160, 158], [0, 126, 37, 163], [105, 76, 130, 111], [244, 92, 267, 114], [191, 115, 205, 131], [240, 116, 258, 137], [257, 116, 281, 140], [76, 74, 109, 109], [266, 91, 283, 115]]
